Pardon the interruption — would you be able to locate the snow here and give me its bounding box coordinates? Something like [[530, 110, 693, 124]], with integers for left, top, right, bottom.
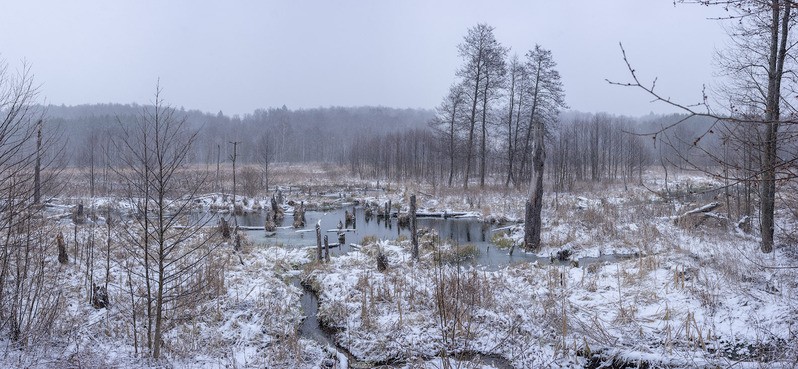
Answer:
[[5, 171, 796, 368]]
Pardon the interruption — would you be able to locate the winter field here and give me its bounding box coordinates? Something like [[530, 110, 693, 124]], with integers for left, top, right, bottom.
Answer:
[[2, 164, 796, 369]]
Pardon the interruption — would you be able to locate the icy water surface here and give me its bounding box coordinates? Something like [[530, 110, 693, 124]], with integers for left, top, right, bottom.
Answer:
[[231, 206, 634, 270], [235, 206, 545, 270]]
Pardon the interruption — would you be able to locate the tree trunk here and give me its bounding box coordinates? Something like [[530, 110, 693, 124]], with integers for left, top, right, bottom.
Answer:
[[448, 107, 456, 187], [34, 120, 42, 204], [315, 221, 322, 261], [524, 120, 545, 252], [324, 235, 330, 262], [57, 232, 68, 264], [153, 258, 164, 359], [519, 64, 542, 182], [410, 194, 418, 259], [464, 65, 482, 189], [505, 75, 516, 188], [760, 0, 790, 253], [479, 73, 490, 188]]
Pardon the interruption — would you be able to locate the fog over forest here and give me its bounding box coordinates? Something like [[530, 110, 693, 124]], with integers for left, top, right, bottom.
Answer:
[[50, 103, 718, 185]]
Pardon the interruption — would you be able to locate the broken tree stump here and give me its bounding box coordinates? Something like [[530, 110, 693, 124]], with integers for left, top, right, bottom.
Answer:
[[293, 202, 306, 228], [315, 221, 323, 262], [73, 203, 85, 224], [265, 210, 276, 232], [57, 232, 68, 264], [324, 235, 330, 262], [271, 195, 284, 221], [92, 283, 109, 309], [220, 217, 231, 239], [376, 248, 388, 272]]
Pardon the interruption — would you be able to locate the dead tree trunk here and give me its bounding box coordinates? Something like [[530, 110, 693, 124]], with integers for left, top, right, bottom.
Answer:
[[410, 194, 418, 259], [219, 217, 231, 239], [34, 119, 42, 204], [324, 235, 330, 262], [57, 232, 68, 264], [524, 120, 545, 252], [315, 220, 322, 262], [377, 248, 388, 272]]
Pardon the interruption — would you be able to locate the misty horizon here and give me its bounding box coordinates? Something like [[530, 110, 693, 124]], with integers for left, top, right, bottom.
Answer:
[[1, 1, 727, 117]]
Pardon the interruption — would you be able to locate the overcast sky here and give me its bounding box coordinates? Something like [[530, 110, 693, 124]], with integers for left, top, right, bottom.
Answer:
[[0, 1, 727, 117]]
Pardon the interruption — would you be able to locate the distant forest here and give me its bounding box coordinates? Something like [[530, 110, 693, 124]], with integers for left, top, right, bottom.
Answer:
[[46, 103, 718, 188], [49, 103, 433, 165]]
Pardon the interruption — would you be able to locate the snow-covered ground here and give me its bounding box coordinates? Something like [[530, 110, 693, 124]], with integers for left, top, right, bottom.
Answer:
[[304, 230, 796, 368], [3, 169, 795, 368]]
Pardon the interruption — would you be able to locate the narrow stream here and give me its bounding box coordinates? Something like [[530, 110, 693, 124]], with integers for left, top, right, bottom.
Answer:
[[231, 206, 630, 368]]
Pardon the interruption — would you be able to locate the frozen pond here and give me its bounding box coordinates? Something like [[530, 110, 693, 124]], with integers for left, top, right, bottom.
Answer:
[[232, 206, 546, 270]]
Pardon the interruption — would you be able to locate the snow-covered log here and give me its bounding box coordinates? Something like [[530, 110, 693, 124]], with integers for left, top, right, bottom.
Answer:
[[674, 202, 727, 228]]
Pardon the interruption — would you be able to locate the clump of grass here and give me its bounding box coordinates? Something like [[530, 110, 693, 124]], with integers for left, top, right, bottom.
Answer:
[[361, 235, 379, 246], [235, 231, 255, 254], [419, 228, 440, 249], [435, 244, 479, 264], [491, 231, 514, 249]]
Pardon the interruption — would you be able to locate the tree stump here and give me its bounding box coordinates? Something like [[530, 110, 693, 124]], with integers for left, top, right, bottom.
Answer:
[[376, 250, 388, 272], [315, 221, 323, 262], [265, 210, 276, 232], [73, 203, 85, 224], [92, 283, 109, 309], [293, 202, 305, 228], [220, 217, 231, 239], [324, 235, 330, 262], [271, 195, 284, 221], [397, 213, 410, 228], [57, 232, 68, 264]]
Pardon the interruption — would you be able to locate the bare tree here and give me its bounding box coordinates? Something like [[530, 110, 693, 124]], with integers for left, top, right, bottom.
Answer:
[[0, 59, 64, 346], [503, 55, 526, 187], [430, 83, 465, 187], [457, 23, 503, 189], [613, 0, 797, 253], [477, 35, 508, 188], [256, 133, 274, 192], [115, 83, 218, 359], [523, 45, 566, 252]]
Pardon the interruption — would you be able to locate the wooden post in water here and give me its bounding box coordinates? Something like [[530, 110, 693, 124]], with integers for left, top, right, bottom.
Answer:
[[315, 220, 322, 261], [323, 235, 330, 262], [410, 194, 418, 260]]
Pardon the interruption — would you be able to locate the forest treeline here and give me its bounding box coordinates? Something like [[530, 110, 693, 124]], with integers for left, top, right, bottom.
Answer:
[[49, 104, 716, 191], [52, 103, 433, 168]]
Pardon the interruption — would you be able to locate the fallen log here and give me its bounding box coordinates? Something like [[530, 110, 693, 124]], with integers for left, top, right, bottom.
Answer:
[[674, 202, 727, 228], [680, 202, 720, 217], [238, 226, 265, 231]]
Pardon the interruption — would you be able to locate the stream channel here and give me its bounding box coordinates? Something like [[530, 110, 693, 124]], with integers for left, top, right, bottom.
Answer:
[[228, 206, 628, 368]]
